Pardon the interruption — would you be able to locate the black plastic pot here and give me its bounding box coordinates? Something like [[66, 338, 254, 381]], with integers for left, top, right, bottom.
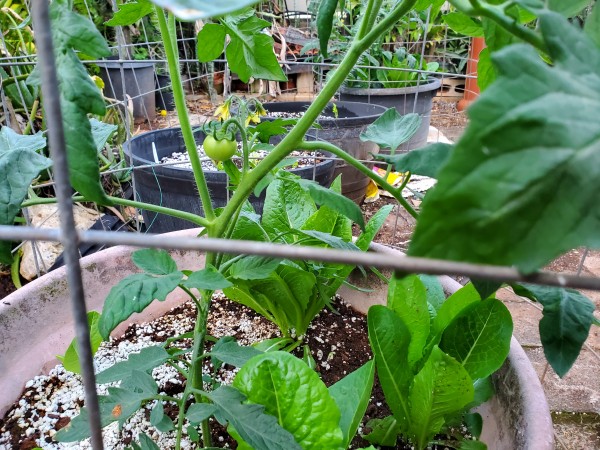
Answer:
[[97, 58, 156, 120], [263, 101, 387, 204], [123, 128, 335, 233], [155, 74, 175, 111], [338, 78, 441, 152]]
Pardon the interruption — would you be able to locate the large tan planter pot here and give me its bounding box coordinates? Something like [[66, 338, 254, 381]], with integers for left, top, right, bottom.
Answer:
[[0, 234, 553, 449]]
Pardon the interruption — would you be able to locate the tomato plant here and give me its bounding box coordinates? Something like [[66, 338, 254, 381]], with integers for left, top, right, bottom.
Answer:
[[203, 135, 237, 161]]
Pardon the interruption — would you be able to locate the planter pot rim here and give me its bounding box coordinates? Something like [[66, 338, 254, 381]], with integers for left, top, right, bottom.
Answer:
[[0, 235, 553, 449], [97, 60, 156, 70], [263, 100, 388, 127], [339, 77, 442, 97]]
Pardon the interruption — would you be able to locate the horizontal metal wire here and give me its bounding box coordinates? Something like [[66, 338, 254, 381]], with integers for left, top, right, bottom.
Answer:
[[0, 57, 476, 79], [1, 225, 599, 291]]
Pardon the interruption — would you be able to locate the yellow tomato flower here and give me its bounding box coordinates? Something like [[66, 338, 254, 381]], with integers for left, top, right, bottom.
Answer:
[[245, 112, 261, 127], [254, 102, 267, 117], [91, 75, 105, 90], [214, 102, 231, 120]]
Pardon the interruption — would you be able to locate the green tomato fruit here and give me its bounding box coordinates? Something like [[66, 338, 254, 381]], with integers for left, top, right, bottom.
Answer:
[[203, 135, 237, 161]]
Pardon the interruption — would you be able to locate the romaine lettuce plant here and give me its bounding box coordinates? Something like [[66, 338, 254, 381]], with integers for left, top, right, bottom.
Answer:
[[368, 274, 512, 448], [8, 0, 600, 448]]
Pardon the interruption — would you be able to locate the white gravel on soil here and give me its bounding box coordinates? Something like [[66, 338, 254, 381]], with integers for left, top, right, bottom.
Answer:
[[161, 144, 328, 171]]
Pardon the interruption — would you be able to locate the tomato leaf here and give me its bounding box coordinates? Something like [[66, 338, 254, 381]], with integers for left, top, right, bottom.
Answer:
[[0, 128, 51, 263], [45, 1, 111, 205], [183, 265, 233, 290], [443, 12, 484, 37], [196, 23, 227, 61], [150, 402, 175, 433], [105, 0, 155, 26], [512, 283, 596, 377], [228, 256, 281, 280], [360, 110, 421, 153], [409, 14, 600, 273], [197, 11, 286, 82], [210, 336, 263, 368], [374, 143, 453, 178], [98, 272, 183, 339], [317, 0, 338, 58], [56, 380, 154, 442], [186, 403, 217, 424], [132, 248, 179, 275], [96, 346, 171, 383]]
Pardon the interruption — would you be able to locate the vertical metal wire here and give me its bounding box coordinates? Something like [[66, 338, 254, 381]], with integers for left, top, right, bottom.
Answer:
[[0, 27, 33, 128], [179, 21, 197, 96], [30, 1, 104, 448]]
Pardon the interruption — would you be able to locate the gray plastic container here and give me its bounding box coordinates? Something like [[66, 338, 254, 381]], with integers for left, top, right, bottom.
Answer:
[[263, 101, 387, 204], [339, 78, 441, 152], [123, 128, 335, 233], [98, 59, 156, 120]]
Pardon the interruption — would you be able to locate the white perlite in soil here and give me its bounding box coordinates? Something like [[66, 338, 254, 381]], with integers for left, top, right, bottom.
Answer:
[[0, 293, 280, 449], [161, 143, 328, 171]]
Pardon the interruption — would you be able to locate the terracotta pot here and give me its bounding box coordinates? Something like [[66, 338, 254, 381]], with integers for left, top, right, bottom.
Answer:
[[457, 37, 486, 112], [0, 233, 553, 449]]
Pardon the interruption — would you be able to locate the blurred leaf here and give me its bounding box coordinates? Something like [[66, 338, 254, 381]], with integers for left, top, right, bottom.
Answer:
[[363, 416, 400, 446], [105, 0, 154, 26], [476, 48, 496, 92], [151, 0, 260, 20], [317, 0, 338, 57], [443, 12, 484, 37], [409, 14, 600, 273]]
